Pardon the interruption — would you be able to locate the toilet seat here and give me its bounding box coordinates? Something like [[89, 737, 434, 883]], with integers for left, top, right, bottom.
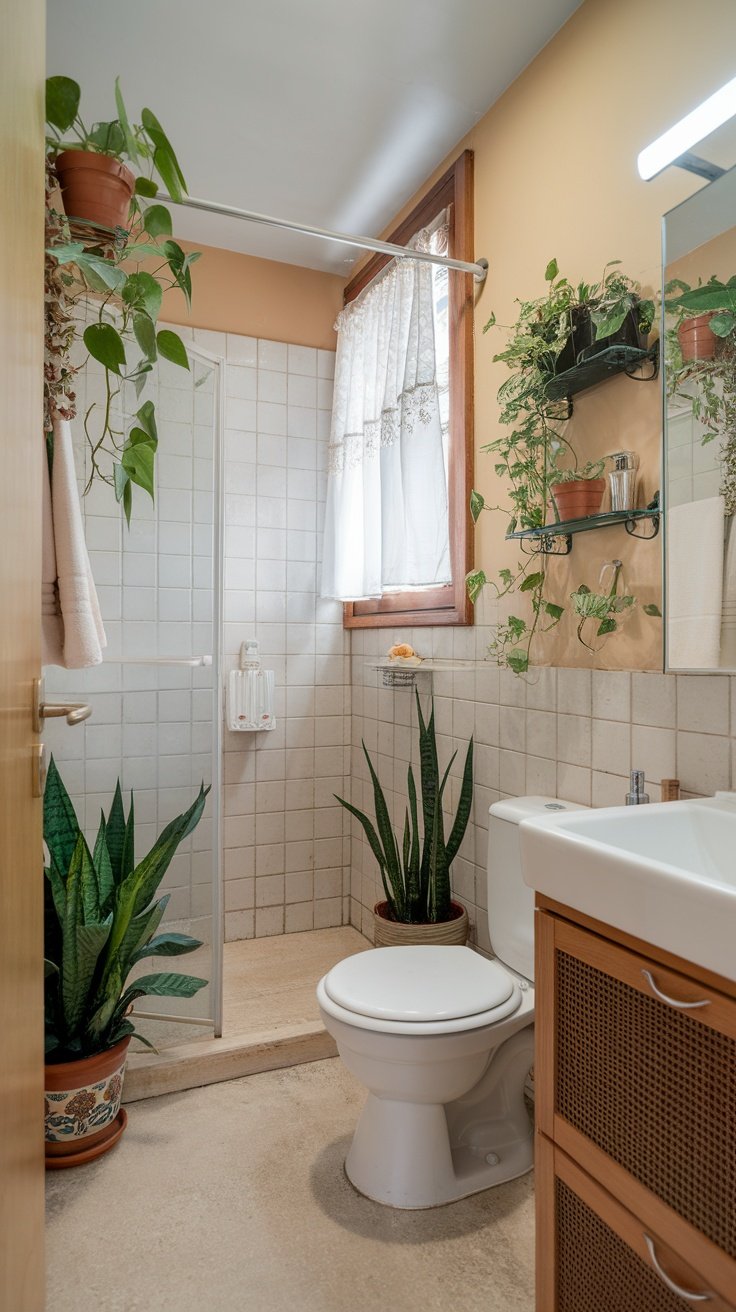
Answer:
[[319, 946, 526, 1036]]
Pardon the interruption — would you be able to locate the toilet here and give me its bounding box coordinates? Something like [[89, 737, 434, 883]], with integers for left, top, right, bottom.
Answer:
[[317, 795, 583, 1209]]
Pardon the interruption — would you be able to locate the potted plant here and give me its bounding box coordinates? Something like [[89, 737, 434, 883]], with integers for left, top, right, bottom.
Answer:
[[552, 261, 655, 374], [43, 758, 209, 1167], [45, 77, 200, 523], [665, 276, 736, 363], [336, 692, 473, 946], [549, 457, 607, 521]]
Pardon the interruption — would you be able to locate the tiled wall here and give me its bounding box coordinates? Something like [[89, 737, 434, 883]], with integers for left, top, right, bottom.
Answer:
[[181, 328, 350, 941], [349, 602, 736, 955]]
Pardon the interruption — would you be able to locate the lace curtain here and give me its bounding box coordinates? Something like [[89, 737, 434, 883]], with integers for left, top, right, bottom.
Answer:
[[320, 214, 451, 601]]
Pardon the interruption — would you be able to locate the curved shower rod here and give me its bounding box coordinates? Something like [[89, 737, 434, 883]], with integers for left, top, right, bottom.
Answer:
[[156, 191, 489, 282]]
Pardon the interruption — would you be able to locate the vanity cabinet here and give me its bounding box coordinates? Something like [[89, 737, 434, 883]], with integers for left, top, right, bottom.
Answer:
[[535, 899, 736, 1311]]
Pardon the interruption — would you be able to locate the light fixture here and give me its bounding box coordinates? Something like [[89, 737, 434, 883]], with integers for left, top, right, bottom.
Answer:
[[637, 75, 736, 180]]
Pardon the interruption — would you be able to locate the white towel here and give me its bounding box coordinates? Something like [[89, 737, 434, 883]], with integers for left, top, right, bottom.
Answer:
[[721, 515, 736, 667], [667, 495, 724, 669], [41, 416, 106, 668]]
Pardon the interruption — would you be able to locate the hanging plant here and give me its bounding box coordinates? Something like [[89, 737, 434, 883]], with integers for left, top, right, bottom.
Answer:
[[44, 77, 200, 523]]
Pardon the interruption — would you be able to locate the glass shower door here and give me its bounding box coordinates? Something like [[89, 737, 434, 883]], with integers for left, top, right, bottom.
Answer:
[[44, 339, 223, 1045]]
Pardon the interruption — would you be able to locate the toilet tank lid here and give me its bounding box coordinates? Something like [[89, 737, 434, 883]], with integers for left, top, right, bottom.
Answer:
[[323, 946, 515, 1023], [489, 796, 588, 824]]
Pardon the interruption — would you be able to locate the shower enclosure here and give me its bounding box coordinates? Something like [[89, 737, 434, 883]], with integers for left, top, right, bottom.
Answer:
[[44, 331, 224, 1044]]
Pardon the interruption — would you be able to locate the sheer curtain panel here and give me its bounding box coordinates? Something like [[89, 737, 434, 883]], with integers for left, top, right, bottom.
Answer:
[[321, 220, 451, 601]]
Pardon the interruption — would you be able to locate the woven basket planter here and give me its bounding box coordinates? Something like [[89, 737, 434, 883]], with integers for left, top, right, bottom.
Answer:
[[373, 900, 469, 947]]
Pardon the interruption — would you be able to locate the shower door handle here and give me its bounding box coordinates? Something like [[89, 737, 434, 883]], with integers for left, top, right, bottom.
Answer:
[[33, 678, 92, 732]]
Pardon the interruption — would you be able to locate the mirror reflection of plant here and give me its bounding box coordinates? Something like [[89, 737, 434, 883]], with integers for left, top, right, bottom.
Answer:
[[44, 77, 200, 523]]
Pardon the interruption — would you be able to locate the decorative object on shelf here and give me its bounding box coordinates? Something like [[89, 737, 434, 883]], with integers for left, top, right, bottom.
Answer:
[[44, 76, 200, 523], [226, 639, 275, 731], [43, 758, 208, 1166], [387, 642, 423, 665], [549, 458, 607, 521], [335, 691, 473, 945], [661, 778, 681, 801], [607, 450, 639, 512], [381, 642, 423, 687], [467, 257, 657, 674], [570, 560, 636, 652]]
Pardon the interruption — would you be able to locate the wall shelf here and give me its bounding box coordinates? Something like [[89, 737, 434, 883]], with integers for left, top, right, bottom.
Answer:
[[544, 343, 659, 405], [506, 504, 660, 556], [366, 659, 476, 688]]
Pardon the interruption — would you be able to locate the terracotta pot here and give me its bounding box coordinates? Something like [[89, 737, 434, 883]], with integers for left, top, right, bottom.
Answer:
[[373, 900, 469, 946], [678, 312, 717, 362], [54, 150, 135, 232], [551, 478, 606, 522], [45, 1036, 130, 1168]]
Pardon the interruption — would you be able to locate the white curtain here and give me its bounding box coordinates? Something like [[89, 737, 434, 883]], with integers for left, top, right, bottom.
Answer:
[[320, 216, 451, 601]]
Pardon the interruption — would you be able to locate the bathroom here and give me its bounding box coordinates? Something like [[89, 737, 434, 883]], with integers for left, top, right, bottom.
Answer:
[[3, 0, 736, 1308]]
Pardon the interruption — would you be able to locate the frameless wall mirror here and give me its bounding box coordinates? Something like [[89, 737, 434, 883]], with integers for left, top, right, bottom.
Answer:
[[663, 162, 736, 671]]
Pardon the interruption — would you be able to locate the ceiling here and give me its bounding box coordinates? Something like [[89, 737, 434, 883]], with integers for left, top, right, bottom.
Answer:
[[47, 0, 583, 274]]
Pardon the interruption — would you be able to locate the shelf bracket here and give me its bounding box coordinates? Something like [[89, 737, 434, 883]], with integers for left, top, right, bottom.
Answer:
[[520, 533, 572, 557]]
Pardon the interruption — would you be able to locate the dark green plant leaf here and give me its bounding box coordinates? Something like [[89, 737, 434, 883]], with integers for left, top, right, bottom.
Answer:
[[362, 744, 405, 916], [46, 76, 80, 132], [544, 602, 564, 620], [118, 972, 207, 1011], [105, 782, 127, 885], [157, 329, 189, 370], [141, 108, 187, 197], [597, 617, 617, 636], [710, 312, 736, 338], [520, 571, 545, 592], [44, 755, 81, 877], [445, 739, 474, 868], [482, 311, 496, 333], [88, 120, 125, 156], [643, 603, 662, 617], [122, 271, 163, 322], [143, 204, 173, 238], [334, 793, 394, 911], [76, 252, 127, 295], [507, 650, 529, 674], [134, 176, 158, 198], [133, 932, 202, 961], [93, 814, 115, 912], [465, 569, 487, 604], [133, 311, 157, 361], [83, 322, 126, 375], [122, 479, 133, 526], [114, 77, 139, 164], [122, 440, 155, 501], [469, 489, 485, 523], [545, 258, 558, 282], [135, 400, 158, 443]]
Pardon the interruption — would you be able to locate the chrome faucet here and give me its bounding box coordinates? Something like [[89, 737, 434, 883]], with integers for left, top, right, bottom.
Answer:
[[625, 769, 650, 805]]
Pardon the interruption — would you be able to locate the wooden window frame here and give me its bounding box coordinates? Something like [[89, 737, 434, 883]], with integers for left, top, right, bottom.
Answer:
[[342, 150, 475, 629]]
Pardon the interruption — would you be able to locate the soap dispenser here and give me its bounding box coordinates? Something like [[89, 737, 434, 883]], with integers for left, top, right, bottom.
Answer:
[[226, 639, 275, 731]]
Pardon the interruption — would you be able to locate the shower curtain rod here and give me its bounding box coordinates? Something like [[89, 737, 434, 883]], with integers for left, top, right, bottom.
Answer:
[[156, 191, 489, 282]]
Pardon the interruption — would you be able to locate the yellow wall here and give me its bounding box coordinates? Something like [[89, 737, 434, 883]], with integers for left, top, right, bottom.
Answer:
[[160, 240, 344, 351], [373, 0, 736, 669]]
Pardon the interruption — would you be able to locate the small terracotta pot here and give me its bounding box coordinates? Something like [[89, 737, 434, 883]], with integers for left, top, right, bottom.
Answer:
[[678, 312, 717, 362], [54, 150, 135, 232], [373, 900, 469, 947], [551, 478, 606, 522], [45, 1036, 130, 1168]]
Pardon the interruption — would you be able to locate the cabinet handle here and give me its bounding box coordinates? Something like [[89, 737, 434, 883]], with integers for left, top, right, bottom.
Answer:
[[641, 969, 710, 1010], [644, 1235, 712, 1301]]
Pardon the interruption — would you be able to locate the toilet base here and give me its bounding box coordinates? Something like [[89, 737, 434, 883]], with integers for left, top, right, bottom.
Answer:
[[344, 1025, 536, 1209]]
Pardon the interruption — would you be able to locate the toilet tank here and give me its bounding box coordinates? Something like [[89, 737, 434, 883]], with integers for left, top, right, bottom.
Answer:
[[487, 796, 587, 982]]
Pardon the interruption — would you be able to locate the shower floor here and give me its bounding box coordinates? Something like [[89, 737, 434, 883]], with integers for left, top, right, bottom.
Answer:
[[125, 926, 370, 1102]]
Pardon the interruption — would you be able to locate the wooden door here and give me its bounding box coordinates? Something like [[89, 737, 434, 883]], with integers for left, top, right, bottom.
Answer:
[[0, 3, 46, 1309]]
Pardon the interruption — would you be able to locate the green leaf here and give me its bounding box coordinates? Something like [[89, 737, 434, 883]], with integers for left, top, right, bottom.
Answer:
[[135, 400, 158, 443], [44, 756, 81, 876], [122, 271, 163, 322], [445, 739, 474, 867], [482, 311, 497, 333], [507, 650, 529, 674], [133, 311, 157, 361], [143, 204, 173, 239], [114, 77, 139, 165], [592, 308, 628, 341], [105, 782, 127, 885], [122, 479, 133, 527], [597, 617, 617, 636], [93, 814, 115, 912], [544, 602, 564, 620], [122, 440, 155, 501], [88, 120, 125, 156], [133, 932, 203, 961], [545, 258, 558, 282], [141, 108, 187, 199], [134, 176, 158, 198], [76, 253, 127, 295], [83, 323, 126, 375], [710, 312, 736, 338], [46, 76, 80, 132], [465, 569, 487, 604], [469, 490, 485, 523], [334, 793, 394, 911], [520, 571, 545, 592], [157, 329, 189, 370], [117, 971, 207, 1009], [643, 603, 662, 617], [162, 239, 194, 307]]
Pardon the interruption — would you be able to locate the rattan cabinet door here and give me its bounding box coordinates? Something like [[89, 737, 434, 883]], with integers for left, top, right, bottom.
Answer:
[[535, 912, 736, 1305], [543, 1143, 736, 1312]]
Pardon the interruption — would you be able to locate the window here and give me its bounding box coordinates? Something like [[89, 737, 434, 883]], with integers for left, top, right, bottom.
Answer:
[[334, 151, 475, 629]]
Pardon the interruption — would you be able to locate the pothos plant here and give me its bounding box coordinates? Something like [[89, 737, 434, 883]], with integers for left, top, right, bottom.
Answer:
[[466, 258, 654, 673], [44, 77, 200, 523]]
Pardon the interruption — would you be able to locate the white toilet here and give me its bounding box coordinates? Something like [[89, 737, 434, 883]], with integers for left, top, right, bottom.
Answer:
[[317, 795, 582, 1209]]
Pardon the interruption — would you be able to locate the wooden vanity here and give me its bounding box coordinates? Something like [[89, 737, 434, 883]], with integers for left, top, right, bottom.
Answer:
[[534, 895, 736, 1311]]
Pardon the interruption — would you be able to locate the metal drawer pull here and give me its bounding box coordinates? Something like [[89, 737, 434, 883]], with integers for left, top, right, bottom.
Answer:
[[641, 969, 710, 1009], [644, 1235, 712, 1301]]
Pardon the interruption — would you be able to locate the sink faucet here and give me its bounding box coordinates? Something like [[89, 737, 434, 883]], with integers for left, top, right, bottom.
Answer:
[[625, 769, 650, 805]]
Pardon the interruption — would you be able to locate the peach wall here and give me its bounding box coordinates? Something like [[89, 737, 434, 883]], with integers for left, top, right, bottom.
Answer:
[[367, 0, 736, 669], [160, 240, 343, 351]]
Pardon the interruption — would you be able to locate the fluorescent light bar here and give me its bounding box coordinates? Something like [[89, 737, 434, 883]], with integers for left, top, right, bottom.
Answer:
[[637, 75, 736, 180]]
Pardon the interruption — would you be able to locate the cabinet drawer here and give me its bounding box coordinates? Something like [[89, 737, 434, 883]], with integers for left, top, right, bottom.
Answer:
[[538, 1138, 736, 1312], [536, 912, 736, 1300]]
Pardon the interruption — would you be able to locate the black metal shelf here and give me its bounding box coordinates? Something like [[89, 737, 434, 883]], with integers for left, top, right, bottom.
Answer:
[[544, 344, 659, 403], [506, 506, 660, 556]]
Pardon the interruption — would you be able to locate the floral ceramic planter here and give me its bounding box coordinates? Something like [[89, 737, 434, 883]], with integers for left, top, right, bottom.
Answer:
[[45, 1036, 130, 1168]]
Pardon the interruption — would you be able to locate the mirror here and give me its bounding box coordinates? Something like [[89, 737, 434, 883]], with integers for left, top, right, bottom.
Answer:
[[663, 164, 736, 671]]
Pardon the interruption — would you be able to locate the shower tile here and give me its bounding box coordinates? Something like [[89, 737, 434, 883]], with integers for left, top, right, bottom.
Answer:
[[287, 405, 317, 439], [229, 365, 258, 400], [227, 334, 257, 366], [258, 369, 287, 404], [226, 397, 257, 430], [287, 344, 317, 376], [317, 349, 335, 379], [288, 373, 317, 408], [257, 401, 287, 436], [258, 340, 287, 371]]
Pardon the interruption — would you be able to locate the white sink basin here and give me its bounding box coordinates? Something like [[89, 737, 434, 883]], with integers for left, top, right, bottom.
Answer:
[[520, 793, 736, 982]]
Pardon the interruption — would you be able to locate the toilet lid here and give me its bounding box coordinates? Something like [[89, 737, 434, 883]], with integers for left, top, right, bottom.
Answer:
[[323, 946, 515, 1023]]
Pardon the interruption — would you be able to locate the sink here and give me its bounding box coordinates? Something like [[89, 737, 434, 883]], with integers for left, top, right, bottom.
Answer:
[[520, 793, 736, 982]]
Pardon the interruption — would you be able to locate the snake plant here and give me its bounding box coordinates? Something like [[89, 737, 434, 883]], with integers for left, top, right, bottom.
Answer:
[[44, 757, 209, 1062], [336, 692, 473, 923]]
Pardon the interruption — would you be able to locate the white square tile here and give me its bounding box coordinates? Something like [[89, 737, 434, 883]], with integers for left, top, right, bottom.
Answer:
[[288, 373, 317, 408], [677, 674, 730, 735], [226, 396, 257, 430], [258, 340, 287, 372], [287, 344, 317, 376], [317, 349, 335, 379], [258, 369, 287, 404], [227, 365, 257, 400], [226, 334, 257, 366], [591, 720, 630, 776], [592, 670, 631, 722], [287, 406, 317, 440], [257, 402, 287, 436], [631, 673, 676, 728]]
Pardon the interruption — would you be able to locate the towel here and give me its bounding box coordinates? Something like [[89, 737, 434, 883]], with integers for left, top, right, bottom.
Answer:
[[41, 416, 106, 668], [721, 515, 736, 667], [667, 495, 724, 669]]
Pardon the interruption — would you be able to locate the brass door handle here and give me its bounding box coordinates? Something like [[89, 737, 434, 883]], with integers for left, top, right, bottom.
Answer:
[[33, 678, 92, 732]]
